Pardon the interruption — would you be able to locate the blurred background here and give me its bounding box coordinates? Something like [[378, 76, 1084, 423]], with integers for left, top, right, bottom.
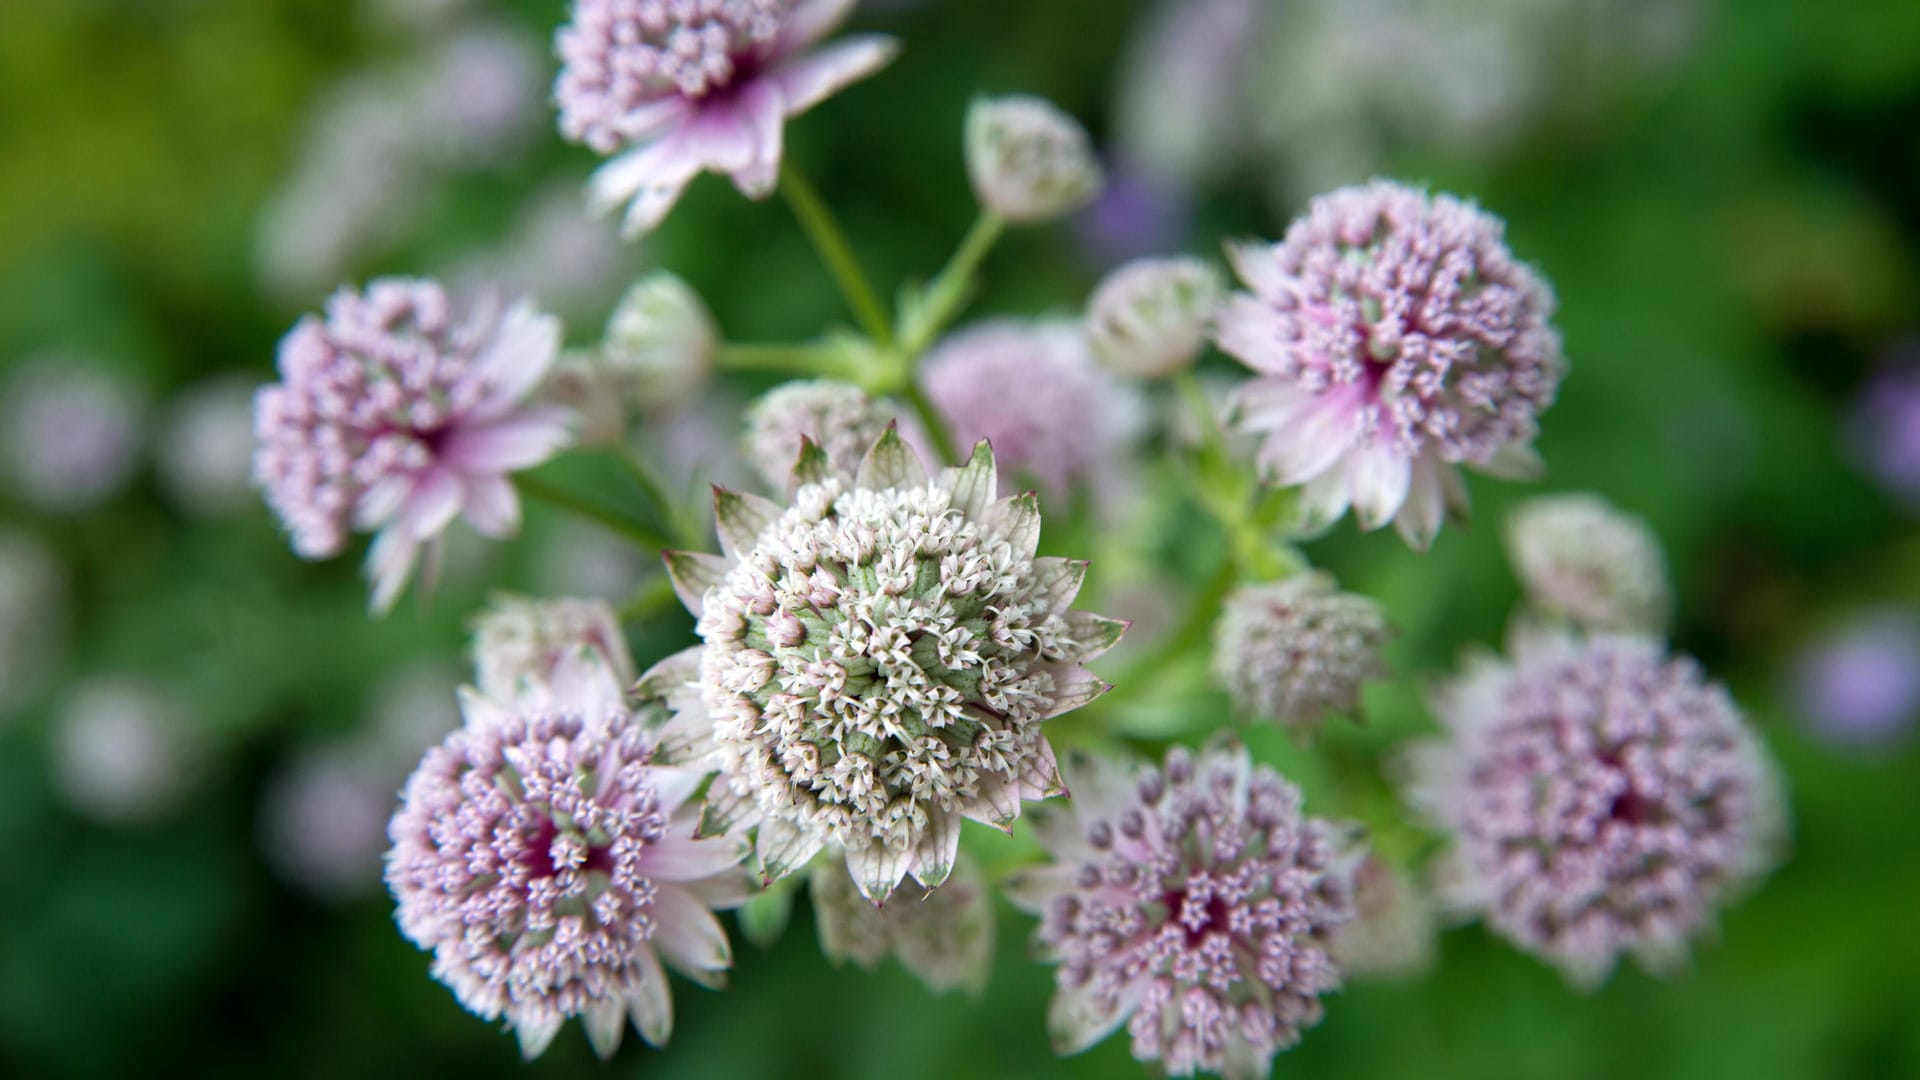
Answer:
[[2, 0, 1918, 1077]]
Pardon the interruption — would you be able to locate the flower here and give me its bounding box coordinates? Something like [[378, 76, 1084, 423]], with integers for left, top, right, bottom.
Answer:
[[602, 272, 718, 411], [1400, 632, 1786, 988], [472, 594, 637, 703], [922, 319, 1145, 505], [0, 357, 143, 513], [1789, 608, 1920, 751], [1330, 854, 1437, 981], [1211, 572, 1392, 739], [1005, 742, 1360, 1079], [49, 677, 195, 825], [636, 429, 1127, 902], [557, 0, 899, 236], [810, 848, 997, 995], [965, 95, 1105, 224], [1086, 257, 1222, 378], [742, 378, 899, 490], [1506, 493, 1669, 634], [253, 278, 572, 613], [1216, 179, 1565, 549], [1852, 351, 1920, 509], [385, 662, 749, 1060]]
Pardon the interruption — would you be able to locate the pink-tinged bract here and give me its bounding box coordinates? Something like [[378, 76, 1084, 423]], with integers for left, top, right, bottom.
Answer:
[[1216, 179, 1565, 549], [556, 0, 899, 236], [1006, 743, 1360, 1080], [385, 666, 748, 1060], [1401, 632, 1786, 988], [252, 278, 572, 613]]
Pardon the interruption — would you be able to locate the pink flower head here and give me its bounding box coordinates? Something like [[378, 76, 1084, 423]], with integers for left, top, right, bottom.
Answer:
[[253, 278, 572, 612], [1401, 632, 1786, 988], [385, 663, 749, 1060], [1006, 742, 1360, 1080], [557, 0, 899, 236], [1216, 180, 1565, 549]]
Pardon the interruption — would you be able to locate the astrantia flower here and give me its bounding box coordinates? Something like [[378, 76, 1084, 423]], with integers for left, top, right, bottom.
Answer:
[[1330, 854, 1436, 981], [965, 95, 1105, 224], [1789, 608, 1920, 751], [386, 663, 748, 1060], [811, 849, 997, 995], [602, 272, 718, 411], [1086, 256, 1222, 378], [637, 429, 1127, 902], [1400, 632, 1785, 987], [1506, 493, 1669, 634], [253, 278, 572, 612], [1005, 743, 1360, 1079], [1211, 572, 1392, 739], [1216, 180, 1565, 549], [556, 0, 899, 236], [471, 594, 636, 702], [923, 320, 1145, 504], [742, 378, 899, 490]]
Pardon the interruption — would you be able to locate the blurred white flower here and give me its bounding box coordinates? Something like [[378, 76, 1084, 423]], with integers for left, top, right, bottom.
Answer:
[[50, 678, 195, 825], [966, 95, 1104, 224], [1, 357, 143, 513]]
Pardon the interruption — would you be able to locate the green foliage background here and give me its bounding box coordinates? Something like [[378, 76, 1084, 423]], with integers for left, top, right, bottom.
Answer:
[[1, 1, 1917, 1077]]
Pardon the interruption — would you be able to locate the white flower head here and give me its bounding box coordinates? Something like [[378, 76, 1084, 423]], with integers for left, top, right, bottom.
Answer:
[[1505, 493, 1669, 634], [965, 95, 1105, 224], [637, 428, 1126, 903], [471, 594, 637, 704], [602, 272, 717, 412], [1085, 256, 1223, 378]]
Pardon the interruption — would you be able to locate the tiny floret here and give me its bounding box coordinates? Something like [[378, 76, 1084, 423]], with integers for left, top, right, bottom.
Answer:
[[1212, 572, 1392, 739], [1085, 256, 1222, 378], [1216, 179, 1565, 549], [385, 664, 747, 1060], [1005, 742, 1360, 1080], [965, 95, 1105, 225], [252, 278, 572, 612], [1505, 493, 1670, 634], [601, 272, 717, 411], [742, 379, 899, 491], [557, 0, 900, 235], [1400, 632, 1785, 988], [638, 429, 1126, 902], [471, 594, 637, 703]]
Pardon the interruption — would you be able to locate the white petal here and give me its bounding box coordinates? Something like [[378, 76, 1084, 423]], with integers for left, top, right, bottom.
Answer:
[[1393, 455, 1448, 550], [910, 808, 961, 888], [582, 998, 626, 1061], [364, 528, 420, 615], [640, 765, 708, 814], [1349, 441, 1413, 531], [400, 467, 464, 541], [844, 839, 911, 902], [939, 440, 998, 519], [514, 1011, 565, 1060], [1254, 386, 1365, 487], [777, 0, 860, 51], [726, 80, 786, 198], [626, 946, 674, 1048], [470, 301, 562, 416], [770, 36, 900, 116], [755, 816, 826, 881], [639, 833, 746, 883], [1048, 982, 1135, 1055], [1477, 439, 1546, 481], [460, 474, 521, 538], [855, 424, 927, 491], [650, 883, 733, 984], [1296, 464, 1354, 536], [439, 408, 573, 473], [712, 487, 781, 559]]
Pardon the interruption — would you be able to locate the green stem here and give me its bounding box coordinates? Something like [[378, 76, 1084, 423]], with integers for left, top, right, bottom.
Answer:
[[612, 446, 703, 549], [902, 379, 959, 467], [1107, 551, 1239, 697], [1174, 369, 1228, 466], [902, 211, 1005, 357], [780, 161, 894, 347], [718, 341, 859, 377], [517, 475, 674, 551]]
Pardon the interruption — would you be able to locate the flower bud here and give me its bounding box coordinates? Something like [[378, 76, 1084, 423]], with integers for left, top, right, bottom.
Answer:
[[602, 272, 716, 411], [965, 95, 1104, 224], [1505, 494, 1669, 634], [1085, 257, 1221, 377]]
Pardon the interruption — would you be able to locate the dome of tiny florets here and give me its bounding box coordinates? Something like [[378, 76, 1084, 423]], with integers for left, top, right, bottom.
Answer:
[[1401, 633, 1785, 988], [385, 668, 746, 1059], [1212, 572, 1392, 739], [1007, 742, 1360, 1080], [471, 594, 636, 703], [640, 430, 1127, 902], [1216, 179, 1565, 548], [556, 0, 791, 154], [742, 379, 900, 491], [1505, 493, 1669, 634], [252, 277, 570, 611]]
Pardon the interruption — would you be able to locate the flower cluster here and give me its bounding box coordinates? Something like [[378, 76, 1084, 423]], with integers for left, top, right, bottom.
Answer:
[[1008, 743, 1360, 1079], [742, 378, 902, 490], [386, 663, 747, 1059], [1217, 179, 1565, 548], [471, 594, 637, 702], [1401, 632, 1784, 987], [252, 278, 571, 611], [641, 430, 1126, 901]]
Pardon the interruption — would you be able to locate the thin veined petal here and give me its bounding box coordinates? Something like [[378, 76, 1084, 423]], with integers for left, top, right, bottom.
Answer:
[[1349, 440, 1413, 531], [626, 945, 674, 1048], [662, 550, 731, 617], [1049, 981, 1138, 1056], [726, 80, 786, 199], [640, 765, 708, 814], [460, 474, 522, 538], [844, 839, 911, 903], [713, 487, 782, 560], [470, 301, 563, 416], [639, 833, 747, 883], [1254, 386, 1366, 487], [400, 467, 464, 541], [911, 808, 962, 888], [365, 527, 420, 615], [1394, 455, 1448, 550], [755, 817, 826, 881], [1297, 464, 1354, 536], [776, 0, 859, 51], [352, 473, 413, 530], [650, 884, 734, 982], [940, 440, 998, 519], [855, 423, 927, 491], [439, 408, 573, 473], [635, 646, 703, 699], [582, 998, 626, 1062], [515, 1011, 565, 1061], [770, 35, 900, 116]]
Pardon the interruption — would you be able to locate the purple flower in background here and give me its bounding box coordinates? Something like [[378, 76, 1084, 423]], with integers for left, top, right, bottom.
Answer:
[[1217, 180, 1565, 549], [557, 0, 899, 236], [1790, 608, 1920, 750], [0, 358, 143, 513], [1006, 742, 1360, 1079], [1853, 355, 1920, 508], [1401, 632, 1785, 987], [386, 663, 748, 1059], [253, 278, 572, 613], [923, 319, 1145, 505]]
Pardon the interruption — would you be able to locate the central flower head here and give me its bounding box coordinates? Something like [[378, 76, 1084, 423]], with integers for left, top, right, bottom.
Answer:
[[641, 428, 1126, 901]]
